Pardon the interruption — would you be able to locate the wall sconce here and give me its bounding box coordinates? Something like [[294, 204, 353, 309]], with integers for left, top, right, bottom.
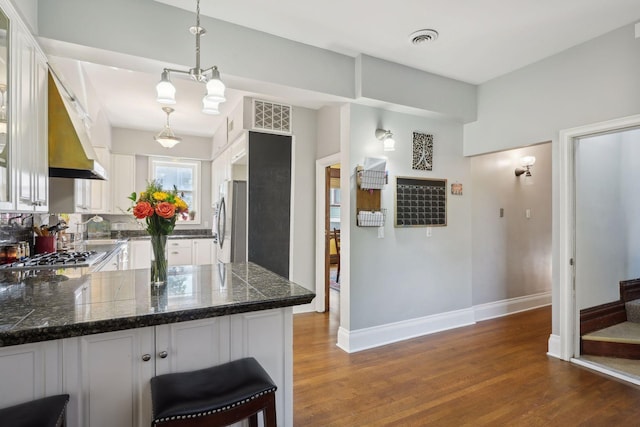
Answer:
[[375, 128, 395, 151], [515, 156, 536, 177]]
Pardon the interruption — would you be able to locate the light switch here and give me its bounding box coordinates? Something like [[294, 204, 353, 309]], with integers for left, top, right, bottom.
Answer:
[[500, 208, 504, 218], [378, 226, 384, 239], [426, 227, 432, 237], [525, 208, 531, 219]]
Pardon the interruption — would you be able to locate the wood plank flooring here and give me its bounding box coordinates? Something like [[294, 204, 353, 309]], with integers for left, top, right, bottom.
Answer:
[[293, 307, 640, 426]]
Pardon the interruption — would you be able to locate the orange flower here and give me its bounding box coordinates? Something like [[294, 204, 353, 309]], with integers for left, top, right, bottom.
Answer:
[[133, 201, 154, 219], [155, 201, 176, 219]]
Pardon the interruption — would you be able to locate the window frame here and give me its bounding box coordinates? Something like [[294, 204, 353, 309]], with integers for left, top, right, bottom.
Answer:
[[148, 156, 201, 225]]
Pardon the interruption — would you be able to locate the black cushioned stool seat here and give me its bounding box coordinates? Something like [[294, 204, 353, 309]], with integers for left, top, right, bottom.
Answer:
[[0, 394, 70, 427], [150, 357, 277, 426]]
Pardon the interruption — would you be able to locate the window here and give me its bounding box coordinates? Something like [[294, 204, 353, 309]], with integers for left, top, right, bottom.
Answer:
[[149, 157, 201, 224]]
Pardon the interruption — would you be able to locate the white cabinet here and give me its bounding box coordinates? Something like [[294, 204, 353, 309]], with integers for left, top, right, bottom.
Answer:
[[90, 147, 111, 213], [13, 23, 48, 212], [167, 239, 192, 266], [111, 153, 135, 214], [74, 179, 91, 212], [62, 327, 155, 427], [128, 239, 151, 270], [0, 340, 61, 407], [192, 238, 214, 265], [63, 317, 234, 427]]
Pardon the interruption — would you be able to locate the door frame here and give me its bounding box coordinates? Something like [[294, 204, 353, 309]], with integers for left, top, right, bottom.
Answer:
[[558, 113, 640, 361], [315, 153, 341, 312]]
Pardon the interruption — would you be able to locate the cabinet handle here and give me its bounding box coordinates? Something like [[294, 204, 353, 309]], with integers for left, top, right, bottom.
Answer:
[[158, 351, 168, 359], [142, 354, 151, 362], [171, 251, 179, 255]]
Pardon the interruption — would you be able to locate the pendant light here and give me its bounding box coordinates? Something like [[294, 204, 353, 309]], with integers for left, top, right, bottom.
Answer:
[[154, 107, 182, 148], [155, 0, 226, 113]]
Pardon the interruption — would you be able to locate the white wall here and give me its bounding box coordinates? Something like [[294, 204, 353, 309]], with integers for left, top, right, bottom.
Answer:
[[348, 104, 471, 330], [471, 143, 552, 305], [575, 128, 640, 310], [463, 22, 640, 336], [317, 106, 341, 159], [109, 128, 213, 230], [290, 106, 317, 291]]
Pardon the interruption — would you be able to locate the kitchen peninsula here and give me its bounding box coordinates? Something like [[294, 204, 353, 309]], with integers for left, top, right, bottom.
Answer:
[[0, 248, 314, 427]]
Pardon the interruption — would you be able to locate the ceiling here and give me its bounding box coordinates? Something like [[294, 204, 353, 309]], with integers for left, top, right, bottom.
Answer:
[[48, 0, 640, 139]]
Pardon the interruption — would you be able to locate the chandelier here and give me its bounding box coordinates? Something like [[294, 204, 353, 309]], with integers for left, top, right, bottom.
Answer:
[[154, 107, 182, 148], [155, 0, 226, 115]]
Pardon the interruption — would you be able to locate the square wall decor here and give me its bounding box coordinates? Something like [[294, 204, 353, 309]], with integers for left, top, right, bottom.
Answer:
[[412, 132, 433, 171]]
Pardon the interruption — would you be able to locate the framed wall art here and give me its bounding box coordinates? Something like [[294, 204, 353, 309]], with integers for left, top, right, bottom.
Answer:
[[412, 132, 433, 171], [395, 177, 447, 227]]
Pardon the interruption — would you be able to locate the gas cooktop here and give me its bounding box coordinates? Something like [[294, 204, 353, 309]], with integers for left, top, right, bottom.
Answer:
[[0, 251, 106, 271]]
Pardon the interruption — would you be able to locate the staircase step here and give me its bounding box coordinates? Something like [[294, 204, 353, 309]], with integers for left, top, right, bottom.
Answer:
[[582, 322, 640, 359], [625, 299, 640, 323], [582, 321, 640, 344]]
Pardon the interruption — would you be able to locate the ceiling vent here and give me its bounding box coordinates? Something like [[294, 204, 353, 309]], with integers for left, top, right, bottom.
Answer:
[[409, 29, 439, 45], [253, 99, 292, 134]]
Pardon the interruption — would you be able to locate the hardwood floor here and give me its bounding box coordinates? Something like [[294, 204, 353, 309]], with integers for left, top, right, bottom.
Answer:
[[293, 307, 640, 426]]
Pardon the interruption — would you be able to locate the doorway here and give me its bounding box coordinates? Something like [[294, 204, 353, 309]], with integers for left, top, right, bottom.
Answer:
[[558, 113, 640, 385], [325, 165, 341, 313]]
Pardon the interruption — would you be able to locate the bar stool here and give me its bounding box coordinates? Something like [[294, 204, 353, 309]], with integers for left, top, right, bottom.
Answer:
[[0, 394, 70, 427], [150, 357, 277, 426]]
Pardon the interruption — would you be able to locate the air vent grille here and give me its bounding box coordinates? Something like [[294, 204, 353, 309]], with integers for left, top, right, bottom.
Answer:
[[253, 100, 292, 134]]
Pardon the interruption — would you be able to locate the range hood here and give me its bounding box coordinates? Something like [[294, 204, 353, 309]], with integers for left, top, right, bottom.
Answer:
[[48, 71, 106, 180]]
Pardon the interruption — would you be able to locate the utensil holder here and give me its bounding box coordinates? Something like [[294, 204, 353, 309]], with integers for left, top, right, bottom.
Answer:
[[35, 236, 56, 254]]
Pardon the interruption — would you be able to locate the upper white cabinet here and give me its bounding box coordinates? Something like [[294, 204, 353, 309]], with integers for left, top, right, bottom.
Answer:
[[111, 153, 135, 214], [13, 18, 48, 212], [89, 147, 111, 213]]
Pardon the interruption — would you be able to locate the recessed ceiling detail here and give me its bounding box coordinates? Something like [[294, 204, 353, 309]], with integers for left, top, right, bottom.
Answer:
[[409, 29, 439, 46]]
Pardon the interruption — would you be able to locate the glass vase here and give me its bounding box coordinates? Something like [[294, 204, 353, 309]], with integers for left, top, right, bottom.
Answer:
[[150, 234, 168, 286]]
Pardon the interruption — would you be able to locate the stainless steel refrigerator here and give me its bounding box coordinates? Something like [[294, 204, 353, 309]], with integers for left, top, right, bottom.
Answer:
[[214, 179, 247, 263]]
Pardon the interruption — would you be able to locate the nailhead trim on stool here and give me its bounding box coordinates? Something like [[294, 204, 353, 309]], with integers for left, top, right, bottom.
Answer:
[[150, 357, 277, 426], [0, 394, 70, 427]]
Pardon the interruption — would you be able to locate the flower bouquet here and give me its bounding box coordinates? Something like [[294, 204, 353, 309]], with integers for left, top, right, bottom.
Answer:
[[129, 180, 189, 285]]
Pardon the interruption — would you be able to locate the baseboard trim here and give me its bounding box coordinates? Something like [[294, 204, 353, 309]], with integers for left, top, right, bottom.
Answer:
[[474, 291, 552, 322], [293, 302, 316, 314], [335, 293, 553, 354], [547, 334, 562, 359], [336, 308, 476, 353]]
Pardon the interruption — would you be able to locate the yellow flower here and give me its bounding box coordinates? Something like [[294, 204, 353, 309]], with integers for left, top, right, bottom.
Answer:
[[175, 197, 188, 211], [153, 191, 168, 201]]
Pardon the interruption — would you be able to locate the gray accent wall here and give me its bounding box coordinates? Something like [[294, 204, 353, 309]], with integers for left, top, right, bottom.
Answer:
[[348, 104, 471, 330], [471, 143, 552, 305]]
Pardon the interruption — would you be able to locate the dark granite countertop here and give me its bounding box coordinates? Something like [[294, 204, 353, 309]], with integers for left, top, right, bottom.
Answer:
[[0, 262, 315, 347]]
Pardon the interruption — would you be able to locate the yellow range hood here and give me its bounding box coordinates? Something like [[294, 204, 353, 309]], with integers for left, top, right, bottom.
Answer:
[[48, 71, 106, 180]]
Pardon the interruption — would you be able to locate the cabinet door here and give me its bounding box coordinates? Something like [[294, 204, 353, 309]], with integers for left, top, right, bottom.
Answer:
[[32, 48, 48, 212], [167, 239, 192, 266], [155, 317, 230, 376], [90, 147, 111, 213], [63, 327, 155, 427], [129, 240, 151, 270], [0, 340, 61, 408], [230, 308, 292, 427], [192, 238, 214, 265], [13, 26, 47, 212], [74, 179, 90, 212], [111, 153, 135, 214]]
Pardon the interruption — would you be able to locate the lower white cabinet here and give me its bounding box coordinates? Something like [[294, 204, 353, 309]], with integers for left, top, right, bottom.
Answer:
[[167, 239, 192, 266], [128, 240, 151, 270], [192, 238, 214, 265], [59, 308, 292, 427], [0, 340, 62, 408], [127, 238, 215, 269]]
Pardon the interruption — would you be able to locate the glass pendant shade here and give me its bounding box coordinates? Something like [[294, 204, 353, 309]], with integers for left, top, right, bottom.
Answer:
[[154, 107, 182, 148], [202, 96, 220, 115], [156, 71, 176, 105], [205, 68, 226, 102]]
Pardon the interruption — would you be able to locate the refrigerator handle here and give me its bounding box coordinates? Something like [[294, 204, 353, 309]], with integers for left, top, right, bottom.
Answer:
[[217, 197, 226, 249]]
